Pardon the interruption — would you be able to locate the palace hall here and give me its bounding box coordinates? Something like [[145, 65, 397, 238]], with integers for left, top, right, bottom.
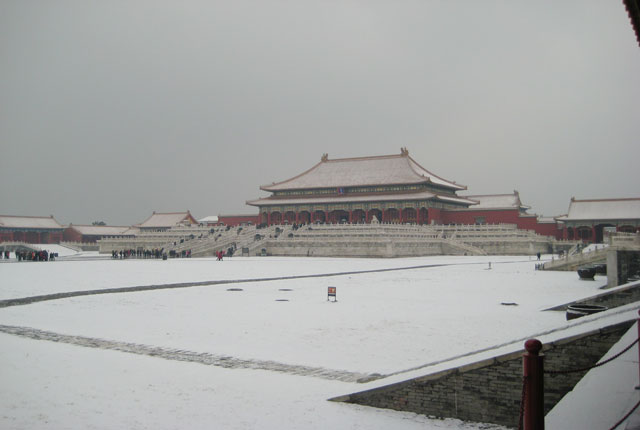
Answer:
[[247, 149, 476, 226]]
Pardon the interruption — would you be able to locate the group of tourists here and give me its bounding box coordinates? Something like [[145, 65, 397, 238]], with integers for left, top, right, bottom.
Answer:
[[111, 248, 193, 259], [215, 246, 236, 261], [111, 249, 165, 259], [13, 250, 57, 261], [168, 249, 191, 258]]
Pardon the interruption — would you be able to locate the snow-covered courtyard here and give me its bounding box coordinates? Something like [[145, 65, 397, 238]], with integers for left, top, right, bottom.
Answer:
[[0, 254, 635, 429]]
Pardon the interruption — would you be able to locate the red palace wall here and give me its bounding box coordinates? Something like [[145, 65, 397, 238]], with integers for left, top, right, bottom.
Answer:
[[62, 228, 101, 243], [218, 214, 261, 227], [0, 230, 62, 244], [442, 209, 521, 225], [63, 228, 82, 243], [535, 223, 563, 239], [439, 209, 561, 238], [427, 208, 443, 225]]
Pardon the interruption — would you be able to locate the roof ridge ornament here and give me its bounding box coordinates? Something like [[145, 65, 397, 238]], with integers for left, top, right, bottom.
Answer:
[[400, 147, 409, 156], [321, 153, 329, 162]]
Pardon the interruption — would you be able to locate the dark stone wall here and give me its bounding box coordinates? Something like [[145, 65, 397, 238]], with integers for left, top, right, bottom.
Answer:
[[578, 283, 640, 309], [617, 251, 640, 286], [335, 320, 634, 428]]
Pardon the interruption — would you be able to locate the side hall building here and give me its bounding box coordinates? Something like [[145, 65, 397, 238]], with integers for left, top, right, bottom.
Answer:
[[555, 197, 640, 243], [135, 211, 198, 232], [247, 149, 476, 226], [63, 225, 133, 243], [0, 215, 64, 244]]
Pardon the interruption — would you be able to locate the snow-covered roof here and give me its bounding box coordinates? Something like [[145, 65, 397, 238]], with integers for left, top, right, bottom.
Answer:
[[198, 216, 219, 223], [67, 225, 131, 236], [261, 150, 466, 192], [248, 191, 476, 207], [120, 227, 140, 236], [136, 212, 197, 228], [464, 192, 530, 211], [563, 198, 640, 221], [0, 215, 64, 229]]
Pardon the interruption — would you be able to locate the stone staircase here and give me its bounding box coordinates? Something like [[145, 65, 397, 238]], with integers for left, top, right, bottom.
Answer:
[[543, 246, 609, 271], [98, 222, 572, 258], [442, 239, 488, 256], [0, 242, 42, 253]]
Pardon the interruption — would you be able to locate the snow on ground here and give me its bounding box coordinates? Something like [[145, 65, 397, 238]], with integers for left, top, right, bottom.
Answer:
[[546, 320, 640, 430], [0, 256, 632, 429]]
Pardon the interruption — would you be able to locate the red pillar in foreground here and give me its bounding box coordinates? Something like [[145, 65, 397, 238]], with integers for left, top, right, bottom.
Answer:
[[523, 339, 544, 430], [637, 310, 640, 389]]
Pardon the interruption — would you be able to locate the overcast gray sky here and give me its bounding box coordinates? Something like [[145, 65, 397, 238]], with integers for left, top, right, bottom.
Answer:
[[1, 0, 639, 226]]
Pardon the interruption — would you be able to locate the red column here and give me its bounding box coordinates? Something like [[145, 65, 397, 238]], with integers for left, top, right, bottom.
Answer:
[[267, 213, 271, 226], [295, 212, 300, 224], [637, 310, 640, 388], [523, 339, 544, 430], [591, 226, 596, 243], [325, 211, 329, 224], [348, 211, 353, 223]]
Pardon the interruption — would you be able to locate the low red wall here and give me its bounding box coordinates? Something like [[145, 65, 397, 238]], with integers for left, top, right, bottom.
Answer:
[[218, 214, 261, 226], [439, 209, 561, 238], [63, 228, 82, 243]]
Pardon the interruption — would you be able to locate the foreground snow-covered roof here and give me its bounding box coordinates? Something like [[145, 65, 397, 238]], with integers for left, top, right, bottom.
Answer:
[[563, 197, 640, 221], [0, 215, 63, 229], [260, 150, 466, 192]]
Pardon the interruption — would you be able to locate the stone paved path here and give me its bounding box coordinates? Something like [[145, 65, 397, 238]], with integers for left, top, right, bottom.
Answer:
[[0, 324, 380, 383]]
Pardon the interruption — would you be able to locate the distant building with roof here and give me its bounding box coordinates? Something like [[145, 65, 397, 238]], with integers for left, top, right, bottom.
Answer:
[[198, 215, 260, 227], [247, 148, 475, 225], [443, 191, 562, 238], [198, 215, 220, 226], [63, 224, 133, 243], [0, 215, 64, 244], [555, 197, 640, 242], [136, 211, 198, 232]]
